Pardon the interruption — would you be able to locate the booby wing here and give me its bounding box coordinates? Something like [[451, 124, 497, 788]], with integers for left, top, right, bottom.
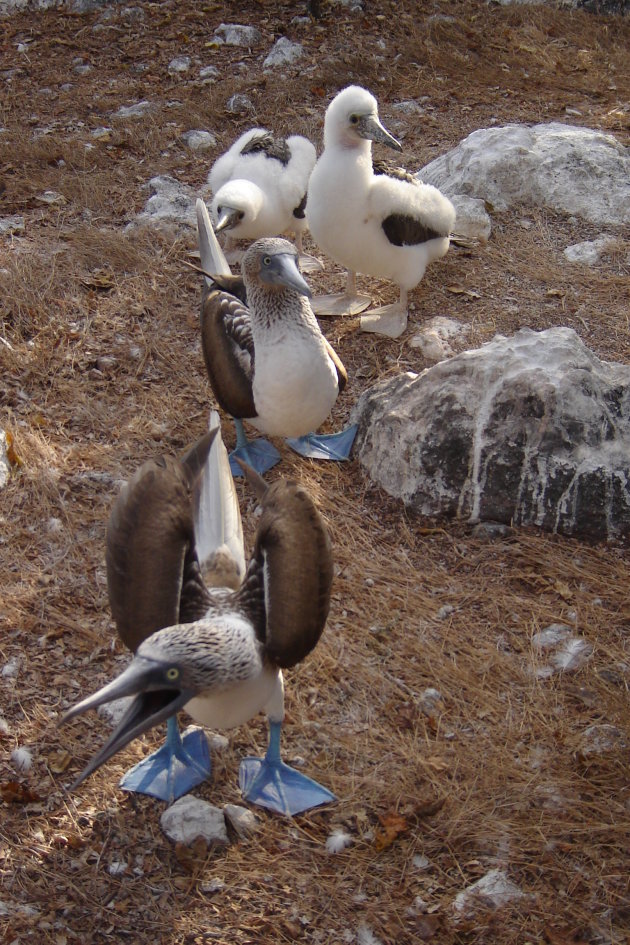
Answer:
[[237, 461, 333, 668], [240, 130, 291, 165], [106, 431, 218, 653]]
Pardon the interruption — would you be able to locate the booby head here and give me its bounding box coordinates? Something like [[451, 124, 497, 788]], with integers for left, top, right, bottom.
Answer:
[[324, 85, 402, 153], [212, 180, 263, 236], [242, 237, 312, 299], [61, 640, 201, 788]]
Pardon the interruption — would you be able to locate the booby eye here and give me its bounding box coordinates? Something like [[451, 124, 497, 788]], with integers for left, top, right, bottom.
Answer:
[[262, 255, 272, 266], [349, 114, 359, 125], [166, 667, 179, 681]]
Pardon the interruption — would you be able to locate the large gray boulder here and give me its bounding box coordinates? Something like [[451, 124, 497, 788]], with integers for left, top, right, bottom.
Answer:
[[420, 123, 630, 226], [353, 327, 630, 542]]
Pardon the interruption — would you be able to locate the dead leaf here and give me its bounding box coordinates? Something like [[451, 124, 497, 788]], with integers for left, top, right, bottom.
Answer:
[[5, 431, 23, 468], [1, 781, 41, 804], [422, 756, 449, 773], [446, 285, 481, 299], [554, 580, 573, 601], [373, 811, 409, 851], [81, 272, 115, 292], [414, 796, 446, 818], [48, 749, 73, 774]]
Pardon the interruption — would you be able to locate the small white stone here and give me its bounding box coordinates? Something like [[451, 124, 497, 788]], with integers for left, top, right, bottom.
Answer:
[[97, 695, 133, 727], [201, 877, 225, 894], [436, 604, 454, 620], [563, 234, 615, 266], [2, 658, 19, 678], [214, 24, 262, 47], [207, 732, 229, 752], [263, 37, 304, 70], [160, 796, 229, 846], [452, 869, 525, 922], [199, 65, 220, 81], [168, 56, 191, 74], [107, 860, 127, 876], [413, 853, 431, 870], [0, 215, 25, 235], [181, 130, 217, 151], [113, 101, 153, 119], [226, 93, 255, 115], [326, 829, 353, 854], [11, 747, 32, 773], [224, 804, 259, 839]]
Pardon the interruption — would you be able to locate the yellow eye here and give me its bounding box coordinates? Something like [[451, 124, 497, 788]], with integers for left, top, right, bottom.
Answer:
[[262, 255, 271, 266], [166, 667, 179, 681]]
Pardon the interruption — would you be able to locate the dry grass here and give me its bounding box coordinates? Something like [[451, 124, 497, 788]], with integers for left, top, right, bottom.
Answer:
[[1, 1, 630, 943]]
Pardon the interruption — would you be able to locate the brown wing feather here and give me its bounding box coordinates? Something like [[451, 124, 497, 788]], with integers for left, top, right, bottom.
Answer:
[[254, 480, 333, 668], [200, 287, 257, 419], [106, 455, 194, 653]]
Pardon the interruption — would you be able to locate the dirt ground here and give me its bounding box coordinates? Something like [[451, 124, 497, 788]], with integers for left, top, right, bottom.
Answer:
[[1, 1, 629, 943]]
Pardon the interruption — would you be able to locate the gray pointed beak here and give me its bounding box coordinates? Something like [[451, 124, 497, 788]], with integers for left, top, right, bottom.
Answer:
[[62, 657, 194, 789], [262, 253, 312, 298], [357, 114, 402, 152], [214, 206, 243, 233]]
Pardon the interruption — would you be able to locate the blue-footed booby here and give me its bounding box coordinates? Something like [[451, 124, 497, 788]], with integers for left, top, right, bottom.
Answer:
[[62, 421, 336, 816], [196, 198, 356, 476], [307, 85, 456, 338], [208, 128, 321, 271]]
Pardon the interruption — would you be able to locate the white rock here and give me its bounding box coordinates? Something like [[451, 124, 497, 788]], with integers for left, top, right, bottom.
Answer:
[[160, 796, 229, 846], [0, 215, 25, 235], [392, 100, 425, 115], [208, 733, 229, 752], [113, 101, 154, 119], [11, 747, 32, 773], [263, 37, 304, 69], [226, 93, 255, 115], [214, 23, 262, 46], [201, 877, 225, 894], [130, 175, 197, 231], [181, 129, 217, 151], [0, 431, 10, 488], [409, 316, 470, 363], [107, 859, 127, 876], [91, 126, 113, 140], [199, 65, 220, 81], [452, 869, 525, 923], [563, 234, 616, 265], [97, 695, 133, 727], [420, 123, 630, 226], [578, 723, 628, 757], [450, 194, 492, 242], [413, 853, 431, 870], [168, 56, 191, 74], [326, 829, 353, 853], [2, 657, 19, 678], [224, 804, 259, 839]]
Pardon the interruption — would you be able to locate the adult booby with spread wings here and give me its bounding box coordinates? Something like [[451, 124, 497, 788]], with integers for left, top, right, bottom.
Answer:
[[62, 422, 336, 815], [307, 85, 456, 337]]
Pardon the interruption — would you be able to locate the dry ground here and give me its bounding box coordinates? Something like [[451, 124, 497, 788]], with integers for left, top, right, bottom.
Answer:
[[1, 1, 629, 943]]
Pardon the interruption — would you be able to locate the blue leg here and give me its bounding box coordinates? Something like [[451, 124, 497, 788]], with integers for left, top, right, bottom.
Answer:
[[239, 720, 335, 817], [229, 418, 281, 477], [119, 717, 211, 804], [285, 424, 357, 462]]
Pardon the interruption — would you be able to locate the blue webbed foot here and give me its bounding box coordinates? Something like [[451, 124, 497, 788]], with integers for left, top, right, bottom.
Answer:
[[285, 425, 357, 462], [229, 440, 281, 477], [238, 720, 335, 816], [120, 719, 211, 804]]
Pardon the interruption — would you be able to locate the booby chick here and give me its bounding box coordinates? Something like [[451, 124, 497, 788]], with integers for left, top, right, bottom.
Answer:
[[196, 198, 356, 476], [62, 427, 336, 816], [307, 85, 456, 338], [208, 128, 321, 270]]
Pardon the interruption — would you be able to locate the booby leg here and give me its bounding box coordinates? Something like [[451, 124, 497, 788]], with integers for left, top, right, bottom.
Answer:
[[360, 287, 408, 339], [311, 270, 372, 318], [239, 720, 335, 816], [119, 716, 211, 803], [229, 418, 281, 478], [285, 424, 357, 461], [294, 231, 325, 274]]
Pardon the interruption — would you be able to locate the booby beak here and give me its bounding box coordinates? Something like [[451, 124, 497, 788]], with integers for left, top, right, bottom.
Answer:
[[214, 206, 244, 233], [261, 252, 313, 298], [62, 656, 195, 789], [357, 114, 403, 152]]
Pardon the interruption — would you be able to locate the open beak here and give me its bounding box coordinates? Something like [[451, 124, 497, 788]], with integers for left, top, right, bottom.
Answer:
[[357, 114, 402, 152], [262, 253, 312, 298], [214, 206, 243, 233], [62, 657, 194, 789]]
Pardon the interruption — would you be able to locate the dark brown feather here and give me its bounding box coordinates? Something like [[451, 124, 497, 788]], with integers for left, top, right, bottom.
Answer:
[[200, 287, 257, 419], [372, 157, 417, 185], [240, 131, 291, 166], [253, 480, 333, 668], [106, 456, 204, 653], [323, 337, 348, 395], [382, 213, 444, 247]]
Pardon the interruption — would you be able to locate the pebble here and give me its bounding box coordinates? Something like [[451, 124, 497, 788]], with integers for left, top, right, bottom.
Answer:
[[452, 869, 525, 923], [168, 56, 191, 74], [226, 94, 255, 115], [160, 796, 229, 846], [214, 24, 262, 47], [263, 37, 304, 69], [577, 723, 627, 758], [199, 65, 220, 82], [113, 101, 154, 119], [224, 804, 259, 839]]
